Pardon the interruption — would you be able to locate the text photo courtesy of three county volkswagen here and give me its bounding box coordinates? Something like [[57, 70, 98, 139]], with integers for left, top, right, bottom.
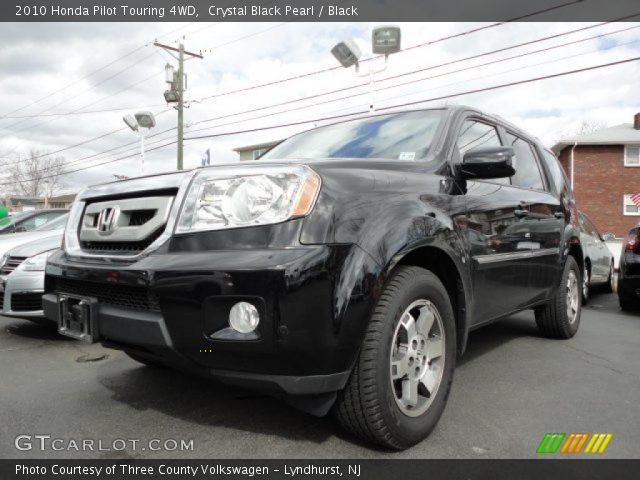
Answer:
[[1, 0, 640, 468]]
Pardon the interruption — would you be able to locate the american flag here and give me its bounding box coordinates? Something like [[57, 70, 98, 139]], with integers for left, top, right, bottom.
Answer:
[[631, 193, 640, 208]]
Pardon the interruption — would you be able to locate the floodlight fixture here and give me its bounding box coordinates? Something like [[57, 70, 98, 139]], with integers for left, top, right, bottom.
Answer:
[[135, 111, 156, 129], [122, 114, 138, 132], [331, 38, 361, 69], [372, 25, 402, 55]]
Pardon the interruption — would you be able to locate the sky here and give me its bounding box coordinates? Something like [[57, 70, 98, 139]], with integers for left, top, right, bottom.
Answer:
[[0, 21, 639, 194]]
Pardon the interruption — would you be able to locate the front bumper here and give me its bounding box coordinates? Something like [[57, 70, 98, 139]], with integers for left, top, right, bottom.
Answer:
[[44, 244, 375, 395], [0, 270, 47, 319]]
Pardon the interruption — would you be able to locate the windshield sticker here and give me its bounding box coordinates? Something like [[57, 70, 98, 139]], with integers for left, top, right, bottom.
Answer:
[[398, 152, 416, 160]]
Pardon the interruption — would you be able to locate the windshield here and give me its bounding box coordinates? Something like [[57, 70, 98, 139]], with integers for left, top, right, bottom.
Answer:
[[35, 213, 69, 231], [0, 212, 30, 231], [262, 110, 444, 161]]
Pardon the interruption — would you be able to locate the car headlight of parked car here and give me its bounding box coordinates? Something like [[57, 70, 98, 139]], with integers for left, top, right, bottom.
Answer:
[[20, 250, 56, 271], [176, 165, 321, 233]]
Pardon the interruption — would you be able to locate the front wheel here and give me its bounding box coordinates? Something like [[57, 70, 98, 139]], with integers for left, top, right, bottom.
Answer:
[[535, 256, 582, 339], [334, 266, 456, 450]]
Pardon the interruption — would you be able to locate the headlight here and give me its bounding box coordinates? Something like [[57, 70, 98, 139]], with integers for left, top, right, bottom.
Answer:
[[20, 250, 56, 271], [176, 165, 321, 233]]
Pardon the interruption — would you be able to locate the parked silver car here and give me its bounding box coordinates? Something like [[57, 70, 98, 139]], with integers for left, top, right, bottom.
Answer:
[[578, 211, 614, 303], [0, 215, 67, 321]]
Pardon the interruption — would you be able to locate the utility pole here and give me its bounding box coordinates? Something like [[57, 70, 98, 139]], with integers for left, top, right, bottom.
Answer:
[[154, 37, 203, 170], [177, 42, 185, 171]]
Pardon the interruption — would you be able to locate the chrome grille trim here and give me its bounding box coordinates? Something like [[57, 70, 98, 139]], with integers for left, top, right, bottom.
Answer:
[[0, 256, 28, 275], [63, 170, 199, 261], [80, 196, 174, 243]]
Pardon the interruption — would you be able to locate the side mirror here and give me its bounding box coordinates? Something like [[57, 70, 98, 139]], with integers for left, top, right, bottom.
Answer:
[[457, 146, 516, 180]]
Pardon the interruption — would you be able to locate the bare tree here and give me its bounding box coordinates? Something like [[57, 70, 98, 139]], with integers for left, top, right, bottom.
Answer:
[[8, 149, 66, 198], [573, 120, 608, 135], [549, 119, 608, 148]]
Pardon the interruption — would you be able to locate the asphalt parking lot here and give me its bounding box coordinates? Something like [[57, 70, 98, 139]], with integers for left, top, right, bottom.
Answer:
[[1, 291, 639, 459]]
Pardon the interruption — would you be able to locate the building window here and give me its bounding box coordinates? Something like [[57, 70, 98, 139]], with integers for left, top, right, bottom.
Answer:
[[253, 148, 268, 160], [624, 145, 640, 166], [623, 194, 640, 216]]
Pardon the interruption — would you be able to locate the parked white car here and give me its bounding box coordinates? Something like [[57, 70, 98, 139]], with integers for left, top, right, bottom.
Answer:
[[0, 214, 67, 321]]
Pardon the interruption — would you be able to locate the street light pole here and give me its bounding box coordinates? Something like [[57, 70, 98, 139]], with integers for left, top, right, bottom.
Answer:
[[140, 131, 145, 172]]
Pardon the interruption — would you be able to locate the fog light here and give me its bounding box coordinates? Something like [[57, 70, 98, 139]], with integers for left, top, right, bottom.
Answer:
[[229, 302, 259, 333]]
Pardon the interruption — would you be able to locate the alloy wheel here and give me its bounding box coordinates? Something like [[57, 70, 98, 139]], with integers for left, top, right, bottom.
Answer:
[[390, 299, 445, 417], [566, 270, 580, 324]]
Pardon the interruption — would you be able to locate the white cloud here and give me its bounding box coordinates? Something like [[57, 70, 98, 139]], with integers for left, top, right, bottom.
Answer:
[[0, 21, 638, 192]]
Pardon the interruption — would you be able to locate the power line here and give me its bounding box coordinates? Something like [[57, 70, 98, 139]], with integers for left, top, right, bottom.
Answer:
[[0, 109, 172, 167], [0, 1, 611, 167], [3, 52, 637, 188], [185, 22, 638, 133], [0, 19, 296, 159], [377, 55, 640, 112], [186, 55, 640, 141], [195, 0, 589, 103], [20, 22, 638, 175], [0, 103, 167, 119]]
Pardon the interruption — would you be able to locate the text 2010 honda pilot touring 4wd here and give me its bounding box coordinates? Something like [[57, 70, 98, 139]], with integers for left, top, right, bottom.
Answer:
[[44, 106, 583, 449]]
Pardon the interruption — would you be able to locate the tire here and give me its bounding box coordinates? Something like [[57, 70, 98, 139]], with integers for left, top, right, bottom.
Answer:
[[618, 285, 640, 311], [334, 266, 456, 450], [581, 262, 590, 305], [603, 261, 614, 294], [125, 351, 165, 368], [535, 256, 582, 339]]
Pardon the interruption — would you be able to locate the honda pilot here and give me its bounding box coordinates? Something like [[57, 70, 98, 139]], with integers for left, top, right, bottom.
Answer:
[[44, 106, 584, 449]]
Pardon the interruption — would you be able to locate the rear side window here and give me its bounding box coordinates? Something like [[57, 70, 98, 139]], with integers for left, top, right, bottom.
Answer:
[[583, 215, 601, 238], [505, 132, 544, 190], [540, 149, 569, 194]]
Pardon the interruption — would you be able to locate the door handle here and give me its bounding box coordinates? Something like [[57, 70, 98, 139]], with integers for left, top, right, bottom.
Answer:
[[554, 211, 565, 219], [514, 209, 530, 218]]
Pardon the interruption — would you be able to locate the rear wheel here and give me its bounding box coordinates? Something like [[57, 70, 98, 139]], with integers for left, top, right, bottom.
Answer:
[[334, 266, 456, 450], [603, 261, 614, 293], [535, 256, 582, 339], [618, 281, 640, 311], [582, 262, 590, 304]]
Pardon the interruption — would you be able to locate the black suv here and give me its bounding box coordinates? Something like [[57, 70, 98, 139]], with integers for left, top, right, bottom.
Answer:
[[618, 226, 640, 310], [44, 106, 583, 449]]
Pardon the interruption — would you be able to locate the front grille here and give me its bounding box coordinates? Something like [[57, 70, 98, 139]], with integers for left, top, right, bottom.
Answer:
[[79, 195, 174, 256], [0, 256, 27, 275], [54, 277, 160, 312], [10, 292, 43, 312], [0, 291, 4, 310], [80, 227, 164, 254]]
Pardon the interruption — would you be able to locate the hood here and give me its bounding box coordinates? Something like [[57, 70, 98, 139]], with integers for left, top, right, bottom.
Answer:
[[4, 233, 63, 258], [0, 230, 63, 258], [81, 170, 192, 201]]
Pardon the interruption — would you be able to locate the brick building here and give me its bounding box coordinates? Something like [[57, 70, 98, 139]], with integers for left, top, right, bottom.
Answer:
[[552, 113, 640, 238]]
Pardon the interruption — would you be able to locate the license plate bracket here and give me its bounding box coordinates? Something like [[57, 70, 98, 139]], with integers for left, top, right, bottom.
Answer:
[[58, 294, 99, 343]]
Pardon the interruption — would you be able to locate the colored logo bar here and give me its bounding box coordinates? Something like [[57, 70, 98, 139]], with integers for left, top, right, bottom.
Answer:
[[537, 433, 612, 454]]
